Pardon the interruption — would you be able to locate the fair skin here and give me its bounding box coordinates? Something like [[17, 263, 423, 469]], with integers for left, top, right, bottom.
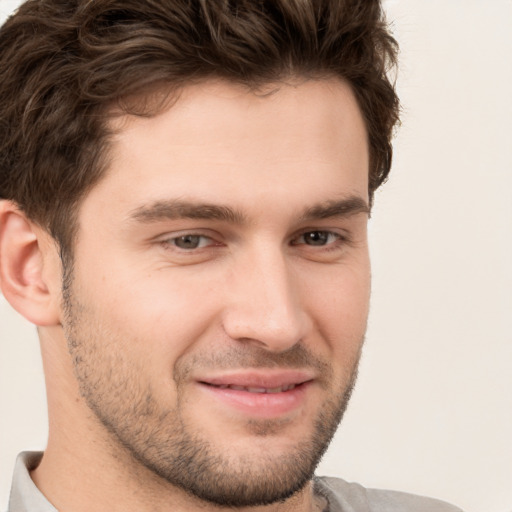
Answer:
[[0, 78, 370, 512]]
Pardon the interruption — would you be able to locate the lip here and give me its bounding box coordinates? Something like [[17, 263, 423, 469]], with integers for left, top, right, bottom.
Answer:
[[196, 370, 315, 419]]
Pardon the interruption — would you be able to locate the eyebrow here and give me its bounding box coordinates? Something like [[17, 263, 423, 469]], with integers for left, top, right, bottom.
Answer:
[[129, 195, 369, 225], [129, 200, 247, 224], [299, 196, 370, 221]]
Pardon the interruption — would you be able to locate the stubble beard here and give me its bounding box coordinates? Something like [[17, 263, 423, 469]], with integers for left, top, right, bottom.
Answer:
[[62, 274, 361, 508]]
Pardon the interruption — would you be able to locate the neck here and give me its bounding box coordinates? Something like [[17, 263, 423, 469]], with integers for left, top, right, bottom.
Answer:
[[31, 446, 318, 512]]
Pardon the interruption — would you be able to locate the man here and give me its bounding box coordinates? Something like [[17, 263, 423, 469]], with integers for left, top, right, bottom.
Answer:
[[0, 1, 463, 511]]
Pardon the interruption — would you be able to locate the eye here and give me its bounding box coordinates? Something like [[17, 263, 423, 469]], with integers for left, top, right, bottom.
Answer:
[[167, 234, 213, 250], [293, 230, 341, 247]]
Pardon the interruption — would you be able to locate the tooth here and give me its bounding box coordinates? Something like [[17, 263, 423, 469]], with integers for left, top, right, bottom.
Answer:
[[218, 384, 298, 393]]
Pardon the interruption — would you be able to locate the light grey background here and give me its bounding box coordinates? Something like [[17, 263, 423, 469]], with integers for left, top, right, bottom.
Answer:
[[1, 1, 511, 511]]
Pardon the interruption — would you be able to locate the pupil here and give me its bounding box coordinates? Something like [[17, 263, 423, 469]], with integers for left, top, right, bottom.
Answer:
[[306, 231, 327, 245], [176, 235, 200, 249]]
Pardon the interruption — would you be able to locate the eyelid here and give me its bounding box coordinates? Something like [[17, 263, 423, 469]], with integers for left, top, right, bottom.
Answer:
[[290, 228, 350, 245], [156, 229, 222, 249]]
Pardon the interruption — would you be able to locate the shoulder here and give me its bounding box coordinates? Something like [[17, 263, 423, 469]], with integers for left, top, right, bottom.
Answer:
[[314, 476, 464, 512]]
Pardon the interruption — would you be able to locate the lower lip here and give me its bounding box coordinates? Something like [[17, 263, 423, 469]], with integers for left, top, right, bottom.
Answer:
[[198, 382, 311, 419]]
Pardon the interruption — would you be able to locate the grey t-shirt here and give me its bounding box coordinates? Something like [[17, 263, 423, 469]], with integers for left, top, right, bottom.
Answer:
[[313, 476, 464, 512], [8, 452, 463, 512]]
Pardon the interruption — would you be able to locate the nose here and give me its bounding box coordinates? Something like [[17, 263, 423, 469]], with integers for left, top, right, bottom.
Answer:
[[222, 246, 311, 352]]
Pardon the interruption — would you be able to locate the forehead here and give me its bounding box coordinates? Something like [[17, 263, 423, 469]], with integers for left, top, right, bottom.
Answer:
[[84, 78, 369, 223], [112, 77, 367, 158]]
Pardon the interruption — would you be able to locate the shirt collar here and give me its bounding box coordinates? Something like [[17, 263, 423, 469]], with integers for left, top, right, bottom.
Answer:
[[8, 452, 57, 512]]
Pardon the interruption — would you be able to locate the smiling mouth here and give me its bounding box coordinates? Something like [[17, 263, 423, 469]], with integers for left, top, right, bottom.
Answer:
[[197, 376, 313, 418], [202, 383, 301, 394]]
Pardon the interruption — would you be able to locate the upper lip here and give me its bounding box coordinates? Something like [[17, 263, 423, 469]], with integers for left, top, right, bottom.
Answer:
[[196, 369, 315, 391]]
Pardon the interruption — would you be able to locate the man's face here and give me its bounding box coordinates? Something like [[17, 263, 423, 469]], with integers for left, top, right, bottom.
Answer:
[[62, 79, 370, 507]]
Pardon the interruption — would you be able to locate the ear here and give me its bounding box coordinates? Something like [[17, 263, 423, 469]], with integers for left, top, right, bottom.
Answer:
[[0, 200, 62, 326]]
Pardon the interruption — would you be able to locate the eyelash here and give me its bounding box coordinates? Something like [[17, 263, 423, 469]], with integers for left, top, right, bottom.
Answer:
[[291, 230, 348, 249], [160, 233, 217, 251]]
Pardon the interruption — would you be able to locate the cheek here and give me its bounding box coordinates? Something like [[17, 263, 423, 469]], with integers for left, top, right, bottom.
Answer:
[[78, 265, 223, 361], [302, 262, 370, 350]]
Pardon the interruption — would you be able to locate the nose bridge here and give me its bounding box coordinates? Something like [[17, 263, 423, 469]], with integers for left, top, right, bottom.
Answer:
[[223, 242, 308, 351]]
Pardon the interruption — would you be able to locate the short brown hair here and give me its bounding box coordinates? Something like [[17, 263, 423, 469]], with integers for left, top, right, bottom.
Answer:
[[0, 0, 399, 254]]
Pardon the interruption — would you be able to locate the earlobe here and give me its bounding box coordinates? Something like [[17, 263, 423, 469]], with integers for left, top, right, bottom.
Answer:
[[0, 201, 61, 326]]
